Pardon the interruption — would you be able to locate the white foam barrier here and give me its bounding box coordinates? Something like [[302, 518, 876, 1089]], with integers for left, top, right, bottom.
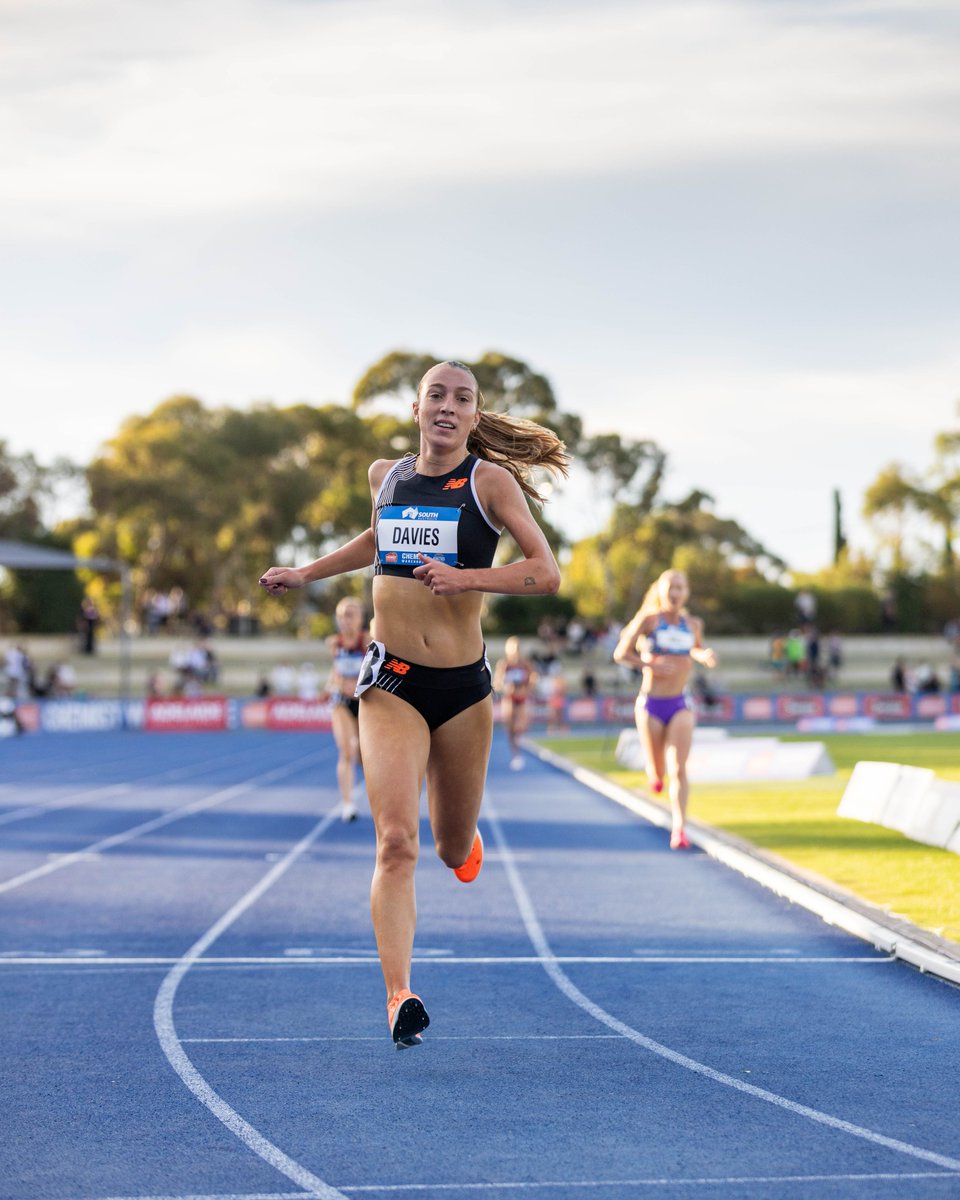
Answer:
[[836, 761, 906, 824], [838, 761, 960, 853], [615, 728, 645, 769], [615, 729, 833, 782]]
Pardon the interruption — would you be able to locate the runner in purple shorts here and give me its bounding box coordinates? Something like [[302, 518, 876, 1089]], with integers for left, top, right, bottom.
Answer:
[[613, 569, 717, 849]]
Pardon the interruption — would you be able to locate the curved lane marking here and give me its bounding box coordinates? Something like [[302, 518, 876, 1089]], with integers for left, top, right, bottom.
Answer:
[[154, 806, 348, 1200], [484, 795, 960, 1173]]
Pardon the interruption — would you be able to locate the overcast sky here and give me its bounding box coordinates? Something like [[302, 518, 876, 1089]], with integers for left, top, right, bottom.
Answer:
[[2, 0, 959, 572]]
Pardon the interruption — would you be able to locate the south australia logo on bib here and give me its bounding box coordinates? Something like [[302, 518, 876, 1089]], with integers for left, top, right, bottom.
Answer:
[[378, 505, 460, 566]]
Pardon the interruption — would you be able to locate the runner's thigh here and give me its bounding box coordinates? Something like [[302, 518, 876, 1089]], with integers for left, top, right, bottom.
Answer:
[[359, 688, 431, 832], [425, 695, 493, 849]]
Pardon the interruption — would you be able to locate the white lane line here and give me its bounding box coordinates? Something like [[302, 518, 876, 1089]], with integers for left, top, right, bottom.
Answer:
[[0, 751, 327, 897], [153, 809, 348, 1200], [183, 1034, 625, 1043], [484, 795, 960, 1174], [76, 1170, 960, 1197], [0, 953, 894, 967], [338, 1173, 960, 1192]]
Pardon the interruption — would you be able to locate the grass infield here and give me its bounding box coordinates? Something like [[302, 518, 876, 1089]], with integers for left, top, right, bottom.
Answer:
[[535, 732, 960, 945]]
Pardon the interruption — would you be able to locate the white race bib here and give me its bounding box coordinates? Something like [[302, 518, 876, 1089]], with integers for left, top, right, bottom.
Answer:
[[377, 505, 460, 567]]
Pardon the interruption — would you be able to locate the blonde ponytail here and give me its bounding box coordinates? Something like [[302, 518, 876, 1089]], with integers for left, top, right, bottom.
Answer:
[[468, 410, 570, 503]]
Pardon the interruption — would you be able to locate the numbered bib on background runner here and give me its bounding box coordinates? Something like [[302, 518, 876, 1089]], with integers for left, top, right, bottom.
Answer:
[[376, 505, 460, 567]]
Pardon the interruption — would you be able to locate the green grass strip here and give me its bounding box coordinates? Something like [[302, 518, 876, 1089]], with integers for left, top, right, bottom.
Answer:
[[536, 732, 960, 945]]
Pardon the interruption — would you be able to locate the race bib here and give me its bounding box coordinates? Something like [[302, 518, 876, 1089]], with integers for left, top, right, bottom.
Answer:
[[377, 505, 460, 567], [654, 625, 695, 655]]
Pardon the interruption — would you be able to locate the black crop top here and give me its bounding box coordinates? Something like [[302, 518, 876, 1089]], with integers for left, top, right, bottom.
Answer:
[[373, 454, 501, 577]]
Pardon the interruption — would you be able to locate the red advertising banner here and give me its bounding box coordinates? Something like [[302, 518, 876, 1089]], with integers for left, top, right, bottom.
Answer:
[[740, 696, 773, 721], [567, 697, 601, 723], [915, 694, 947, 719], [264, 698, 334, 731], [775, 694, 826, 720], [827, 694, 859, 717], [862, 693, 912, 720], [145, 697, 229, 732]]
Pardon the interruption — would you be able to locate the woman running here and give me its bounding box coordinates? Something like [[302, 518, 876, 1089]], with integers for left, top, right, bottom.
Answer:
[[493, 636, 538, 770], [613, 569, 717, 849], [260, 360, 567, 1048], [326, 596, 370, 822]]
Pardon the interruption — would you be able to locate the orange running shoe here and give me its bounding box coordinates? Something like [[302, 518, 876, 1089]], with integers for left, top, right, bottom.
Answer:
[[453, 830, 483, 883], [387, 988, 430, 1050]]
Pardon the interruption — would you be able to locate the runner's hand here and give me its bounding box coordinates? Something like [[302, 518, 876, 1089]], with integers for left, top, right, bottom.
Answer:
[[412, 554, 466, 596], [259, 566, 305, 595]]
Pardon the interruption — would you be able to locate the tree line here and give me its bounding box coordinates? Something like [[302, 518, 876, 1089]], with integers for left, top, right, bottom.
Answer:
[[1, 350, 957, 637]]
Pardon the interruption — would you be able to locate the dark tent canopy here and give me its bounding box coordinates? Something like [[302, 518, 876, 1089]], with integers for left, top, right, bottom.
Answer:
[[0, 539, 132, 700], [0, 539, 119, 573]]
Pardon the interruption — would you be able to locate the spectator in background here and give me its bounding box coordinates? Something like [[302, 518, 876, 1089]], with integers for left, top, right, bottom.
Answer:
[[566, 618, 586, 655], [49, 662, 76, 697], [297, 660, 320, 701], [78, 598, 100, 655], [914, 663, 941, 694], [769, 633, 787, 674], [3, 644, 30, 700], [827, 632, 843, 679], [785, 630, 806, 678], [795, 589, 816, 625], [891, 658, 907, 692], [804, 626, 825, 689], [270, 661, 296, 696]]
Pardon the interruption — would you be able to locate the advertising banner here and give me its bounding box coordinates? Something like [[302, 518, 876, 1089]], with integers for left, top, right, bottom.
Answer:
[[144, 697, 230, 732]]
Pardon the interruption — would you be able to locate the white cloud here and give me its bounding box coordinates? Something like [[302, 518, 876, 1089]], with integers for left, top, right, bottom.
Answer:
[[3, 0, 960, 234]]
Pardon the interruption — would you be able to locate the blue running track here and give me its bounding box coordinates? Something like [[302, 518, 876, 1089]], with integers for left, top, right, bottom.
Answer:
[[0, 730, 958, 1200]]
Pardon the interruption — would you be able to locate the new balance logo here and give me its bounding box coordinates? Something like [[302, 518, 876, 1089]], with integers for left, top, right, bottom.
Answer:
[[443, 477, 468, 491], [384, 658, 411, 675]]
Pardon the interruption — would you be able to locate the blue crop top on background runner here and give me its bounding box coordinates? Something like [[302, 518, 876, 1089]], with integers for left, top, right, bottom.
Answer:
[[648, 614, 695, 656], [373, 454, 501, 577]]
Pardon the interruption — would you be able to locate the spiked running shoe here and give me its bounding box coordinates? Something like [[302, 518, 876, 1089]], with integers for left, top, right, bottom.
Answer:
[[387, 988, 430, 1050], [670, 828, 691, 850], [453, 830, 483, 883]]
